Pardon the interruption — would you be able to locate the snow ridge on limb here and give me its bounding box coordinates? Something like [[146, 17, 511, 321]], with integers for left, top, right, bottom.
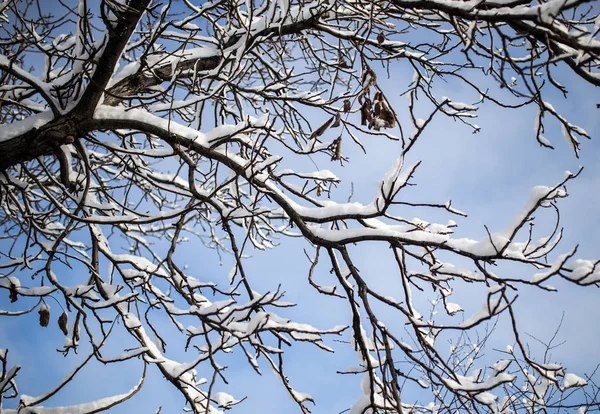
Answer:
[[8, 364, 146, 414]]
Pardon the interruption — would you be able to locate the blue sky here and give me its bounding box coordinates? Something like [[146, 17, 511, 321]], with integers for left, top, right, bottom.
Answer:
[[1, 1, 600, 413]]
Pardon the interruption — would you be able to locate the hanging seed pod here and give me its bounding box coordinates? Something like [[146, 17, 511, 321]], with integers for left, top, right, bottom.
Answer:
[[360, 105, 369, 126], [379, 104, 396, 129], [362, 67, 376, 92], [338, 52, 350, 69], [39, 304, 50, 327], [331, 137, 342, 161], [343, 99, 351, 113], [9, 283, 18, 303], [310, 117, 334, 139], [374, 102, 381, 117], [368, 117, 376, 130], [360, 99, 373, 126], [331, 112, 341, 128], [58, 311, 68, 336], [74, 318, 80, 341]]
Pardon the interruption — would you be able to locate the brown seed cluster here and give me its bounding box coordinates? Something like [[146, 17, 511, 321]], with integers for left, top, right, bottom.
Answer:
[[359, 67, 396, 131], [308, 63, 396, 162]]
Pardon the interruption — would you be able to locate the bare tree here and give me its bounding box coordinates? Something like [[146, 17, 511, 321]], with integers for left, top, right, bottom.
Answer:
[[0, 0, 599, 412]]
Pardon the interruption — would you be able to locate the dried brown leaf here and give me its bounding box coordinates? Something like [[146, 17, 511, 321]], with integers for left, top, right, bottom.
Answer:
[[343, 99, 351, 113], [374, 102, 381, 117], [39, 305, 50, 327], [380, 105, 396, 129], [331, 137, 342, 161], [310, 117, 334, 139], [360, 102, 372, 126], [331, 112, 341, 128], [362, 67, 376, 92], [58, 311, 68, 336]]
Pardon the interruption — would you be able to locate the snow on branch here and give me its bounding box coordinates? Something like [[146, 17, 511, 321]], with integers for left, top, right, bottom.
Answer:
[[0, 0, 598, 413]]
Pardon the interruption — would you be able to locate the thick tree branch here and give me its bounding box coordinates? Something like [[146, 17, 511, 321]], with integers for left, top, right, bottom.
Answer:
[[74, 0, 151, 116]]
